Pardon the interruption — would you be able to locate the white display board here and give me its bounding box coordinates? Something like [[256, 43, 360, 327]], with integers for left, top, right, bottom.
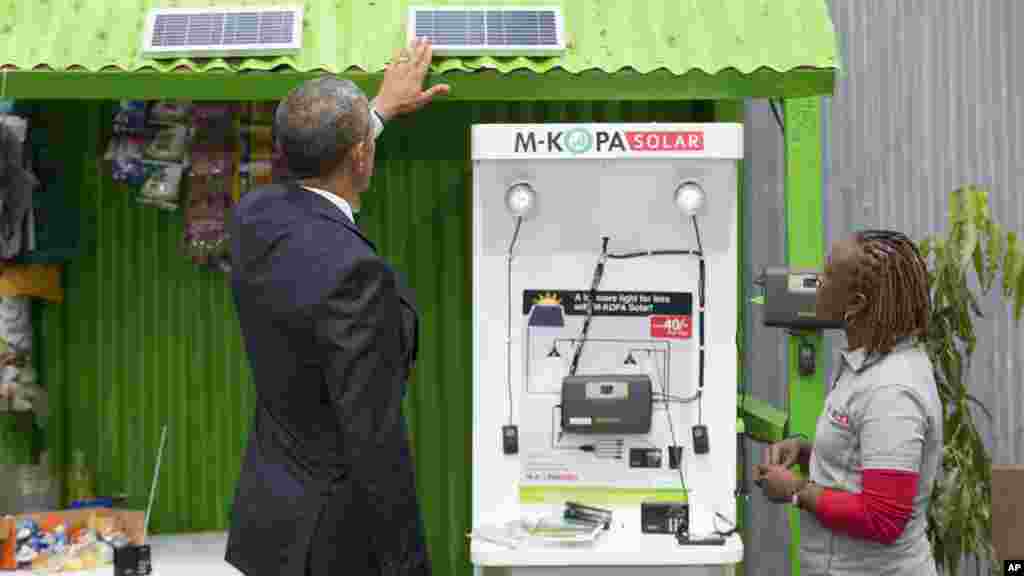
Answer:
[[472, 123, 742, 570]]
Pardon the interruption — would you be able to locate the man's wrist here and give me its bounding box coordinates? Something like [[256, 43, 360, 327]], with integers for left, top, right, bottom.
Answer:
[[371, 98, 395, 123]]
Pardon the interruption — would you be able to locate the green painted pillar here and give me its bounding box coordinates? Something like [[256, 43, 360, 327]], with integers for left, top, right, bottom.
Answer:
[[783, 97, 826, 576]]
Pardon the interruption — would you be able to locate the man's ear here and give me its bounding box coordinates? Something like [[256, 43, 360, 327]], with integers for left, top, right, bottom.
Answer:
[[350, 141, 367, 170]]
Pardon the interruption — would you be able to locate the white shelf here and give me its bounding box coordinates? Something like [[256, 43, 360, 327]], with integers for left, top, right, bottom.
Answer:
[[471, 507, 742, 567], [13, 532, 241, 576]]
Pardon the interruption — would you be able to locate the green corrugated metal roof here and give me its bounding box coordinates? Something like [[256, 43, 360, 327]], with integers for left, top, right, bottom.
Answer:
[[0, 0, 837, 76]]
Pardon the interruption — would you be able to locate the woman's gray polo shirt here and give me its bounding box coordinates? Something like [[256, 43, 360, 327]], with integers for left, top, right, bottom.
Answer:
[[799, 339, 942, 575]]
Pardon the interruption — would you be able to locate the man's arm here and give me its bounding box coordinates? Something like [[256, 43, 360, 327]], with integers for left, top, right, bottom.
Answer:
[[315, 256, 422, 562], [316, 256, 406, 463]]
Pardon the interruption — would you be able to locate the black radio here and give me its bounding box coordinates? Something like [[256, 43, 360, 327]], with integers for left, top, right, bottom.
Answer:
[[641, 501, 688, 534]]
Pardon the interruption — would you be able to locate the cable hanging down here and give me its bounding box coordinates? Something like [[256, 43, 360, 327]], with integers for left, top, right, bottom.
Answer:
[[505, 216, 524, 425], [568, 237, 609, 377]]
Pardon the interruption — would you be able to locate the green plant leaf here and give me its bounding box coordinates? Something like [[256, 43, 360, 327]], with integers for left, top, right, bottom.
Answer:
[[1004, 231, 1021, 298], [967, 289, 984, 319], [965, 393, 993, 421], [919, 238, 933, 261], [1016, 264, 1024, 322], [986, 221, 1005, 291], [966, 188, 988, 284], [973, 241, 988, 293]]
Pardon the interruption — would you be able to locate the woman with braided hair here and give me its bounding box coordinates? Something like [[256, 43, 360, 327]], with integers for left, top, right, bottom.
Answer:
[[753, 230, 942, 575]]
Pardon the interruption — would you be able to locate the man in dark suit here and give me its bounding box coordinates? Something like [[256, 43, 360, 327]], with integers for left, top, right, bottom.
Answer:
[[225, 38, 450, 576]]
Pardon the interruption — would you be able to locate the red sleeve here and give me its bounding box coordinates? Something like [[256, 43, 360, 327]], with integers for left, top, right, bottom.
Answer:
[[814, 469, 918, 545]]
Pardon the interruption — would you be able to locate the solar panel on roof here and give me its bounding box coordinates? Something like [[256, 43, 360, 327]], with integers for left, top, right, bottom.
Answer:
[[143, 6, 303, 59], [409, 7, 565, 56]]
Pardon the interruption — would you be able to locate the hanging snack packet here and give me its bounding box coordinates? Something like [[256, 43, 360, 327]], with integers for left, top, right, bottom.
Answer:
[[138, 162, 185, 211], [249, 102, 276, 125], [243, 125, 274, 160], [191, 103, 233, 128], [145, 124, 189, 163], [105, 135, 148, 186], [112, 101, 149, 136], [149, 101, 193, 125]]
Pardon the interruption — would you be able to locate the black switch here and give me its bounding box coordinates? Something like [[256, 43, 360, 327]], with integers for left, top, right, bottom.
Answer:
[[630, 448, 662, 468], [798, 341, 816, 376], [502, 425, 519, 455], [692, 425, 709, 455], [668, 446, 683, 469]]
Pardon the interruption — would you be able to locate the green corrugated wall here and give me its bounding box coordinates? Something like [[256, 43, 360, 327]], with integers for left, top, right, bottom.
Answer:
[[36, 99, 717, 575]]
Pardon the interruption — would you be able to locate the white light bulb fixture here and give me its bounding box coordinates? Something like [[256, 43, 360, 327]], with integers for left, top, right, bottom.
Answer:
[[674, 181, 706, 216], [504, 181, 538, 220]]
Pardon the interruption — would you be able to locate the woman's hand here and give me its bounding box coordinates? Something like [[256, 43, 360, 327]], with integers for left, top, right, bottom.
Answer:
[[764, 438, 804, 468], [753, 464, 807, 503]]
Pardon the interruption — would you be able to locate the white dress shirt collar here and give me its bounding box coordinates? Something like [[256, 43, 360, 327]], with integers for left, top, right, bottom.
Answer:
[[302, 186, 355, 224]]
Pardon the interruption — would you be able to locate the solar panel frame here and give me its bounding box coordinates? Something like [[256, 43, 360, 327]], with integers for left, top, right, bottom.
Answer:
[[408, 6, 565, 56], [142, 6, 303, 59]]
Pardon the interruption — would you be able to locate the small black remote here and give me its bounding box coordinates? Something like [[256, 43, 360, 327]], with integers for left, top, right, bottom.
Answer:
[[692, 424, 709, 454], [502, 425, 519, 455]]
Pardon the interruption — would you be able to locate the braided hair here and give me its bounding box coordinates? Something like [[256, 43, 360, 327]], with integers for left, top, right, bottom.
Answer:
[[848, 229, 930, 355]]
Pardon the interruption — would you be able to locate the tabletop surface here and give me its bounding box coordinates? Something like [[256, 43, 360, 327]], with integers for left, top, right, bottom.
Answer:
[[471, 507, 744, 567]]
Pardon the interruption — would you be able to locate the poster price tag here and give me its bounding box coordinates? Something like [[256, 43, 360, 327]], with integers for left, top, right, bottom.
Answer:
[[650, 315, 692, 339]]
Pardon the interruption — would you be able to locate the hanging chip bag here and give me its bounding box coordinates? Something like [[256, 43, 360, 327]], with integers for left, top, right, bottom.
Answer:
[[145, 124, 189, 163], [137, 162, 184, 211]]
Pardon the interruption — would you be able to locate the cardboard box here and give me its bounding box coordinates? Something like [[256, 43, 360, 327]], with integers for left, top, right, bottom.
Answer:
[[992, 465, 1024, 563], [0, 508, 145, 571]]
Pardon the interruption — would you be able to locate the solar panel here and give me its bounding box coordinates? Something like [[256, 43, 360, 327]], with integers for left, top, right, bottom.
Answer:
[[143, 6, 303, 59], [409, 7, 565, 56]]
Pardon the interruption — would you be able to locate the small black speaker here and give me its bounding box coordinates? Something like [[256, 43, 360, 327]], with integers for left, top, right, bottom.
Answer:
[[114, 544, 152, 576]]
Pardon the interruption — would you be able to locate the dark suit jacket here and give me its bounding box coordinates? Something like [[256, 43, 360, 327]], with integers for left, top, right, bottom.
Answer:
[[225, 182, 427, 576]]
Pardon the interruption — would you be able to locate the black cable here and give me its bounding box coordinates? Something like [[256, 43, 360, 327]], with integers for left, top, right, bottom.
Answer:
[[692, 217, 706, 428], [656, 354, 688, 493], [607, 249, 700, 259], [691, 216, 704, 255], [769, 99, 785, 135], [505, 216, 523, 425], [652, 392, 701, 404], [738, 428, 750, 496], [569, 237, 609, 377], [712, 512, 739, 537], [629, 347, 671, 400], [508, 216, 523, 254]]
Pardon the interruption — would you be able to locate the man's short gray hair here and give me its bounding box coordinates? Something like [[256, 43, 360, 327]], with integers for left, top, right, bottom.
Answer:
[[274, 76, 370, 179]]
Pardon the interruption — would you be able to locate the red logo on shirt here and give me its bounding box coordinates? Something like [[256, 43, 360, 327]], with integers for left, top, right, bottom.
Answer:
[[829, 408, 850, 428]]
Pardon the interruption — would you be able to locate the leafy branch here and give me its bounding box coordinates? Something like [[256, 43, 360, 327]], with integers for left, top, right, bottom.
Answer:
[[919, 186, 1024, 574]]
